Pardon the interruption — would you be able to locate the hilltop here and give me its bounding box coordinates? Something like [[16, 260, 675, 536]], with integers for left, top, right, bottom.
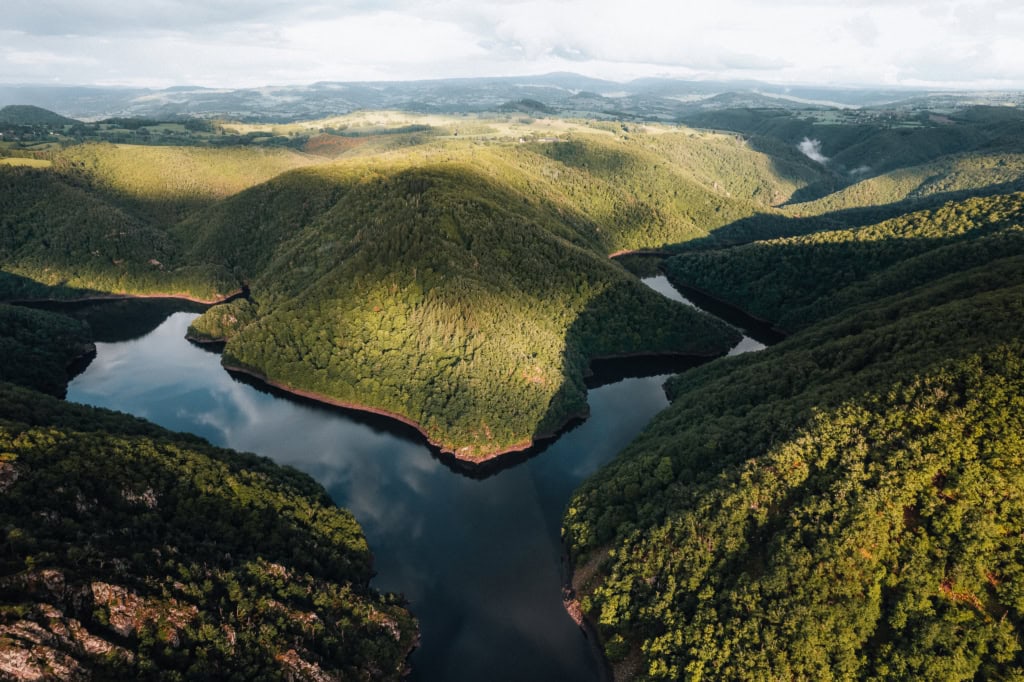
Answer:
[[0, 104, 79, 127]]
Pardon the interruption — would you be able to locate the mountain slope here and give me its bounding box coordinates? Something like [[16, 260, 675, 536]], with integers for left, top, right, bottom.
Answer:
[[664, 191, 1024, 331], [0, 105, 79, 126], [182, 156, 743, 457], [565, 194, 1024, 679], [0, 305, 417, 681]]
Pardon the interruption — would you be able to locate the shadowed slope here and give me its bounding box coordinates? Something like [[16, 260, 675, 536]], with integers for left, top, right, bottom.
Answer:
[[665, 192, 1024, 331], [0, 299, 417, 681]]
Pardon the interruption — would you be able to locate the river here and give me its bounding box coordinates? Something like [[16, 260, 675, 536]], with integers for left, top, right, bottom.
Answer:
[[65, 276, 767, 681]]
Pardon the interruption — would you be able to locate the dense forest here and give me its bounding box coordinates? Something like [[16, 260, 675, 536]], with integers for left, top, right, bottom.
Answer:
[[564, 191, 1024, 679], [6, 109, 1022, 456], [0, 293, 417, 680], [4, 103, 1024, 679], [0, 303, 93, 396], [179, 152, 745, 456], [665, 191, 1024, 331]]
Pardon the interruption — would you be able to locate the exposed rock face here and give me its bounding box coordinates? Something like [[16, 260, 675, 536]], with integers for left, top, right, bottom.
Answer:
[[90, 581, 198, 643], [0, 601, 133, 681], [275, 649, 341, 682], [0, 460, 17, 493]]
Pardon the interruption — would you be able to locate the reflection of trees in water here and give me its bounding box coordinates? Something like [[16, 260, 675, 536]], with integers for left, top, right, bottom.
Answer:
[[25, 298, 209, 343]]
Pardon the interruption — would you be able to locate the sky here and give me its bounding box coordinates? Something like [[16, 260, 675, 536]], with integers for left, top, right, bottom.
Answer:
[[1, 0, 1022, 89]]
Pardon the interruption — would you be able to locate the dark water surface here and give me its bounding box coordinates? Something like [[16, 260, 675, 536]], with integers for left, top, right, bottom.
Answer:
[[65, 277, 761, 681]]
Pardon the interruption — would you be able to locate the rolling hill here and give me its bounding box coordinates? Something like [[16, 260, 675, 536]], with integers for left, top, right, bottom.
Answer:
[[564, 191, 1024, 680]]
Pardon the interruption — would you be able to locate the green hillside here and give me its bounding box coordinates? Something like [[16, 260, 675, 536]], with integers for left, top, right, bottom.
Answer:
[[0, 383, 417, 681], [3, 105, 1024, 680], [564, 194, 1024, 679], [664, 191, 1024, 331], [182, 155, 743, 457], [0, 167, 236, 301], [53, 143, 321, 225], [3, 115, 1022, 461], [0, 304, 417, 681], [0, 303, 92, 396], [0, 105, 79, 126], [681, 105, 1024, 181], [177, 129, 826, 457]]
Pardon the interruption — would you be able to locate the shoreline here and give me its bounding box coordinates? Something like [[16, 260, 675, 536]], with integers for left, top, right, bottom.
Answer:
[[221, 347, 720, 465], [221, 363, 538, 463], [664, 280, 790, 340], [7, 288, 246, 307], [560, 541, 614, 682], [607, 248, 673, 258]]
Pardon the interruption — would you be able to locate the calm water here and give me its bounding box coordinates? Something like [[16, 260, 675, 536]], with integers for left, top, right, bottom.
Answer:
[[642, 275, 768, 355], [65, 277, 762, 681]]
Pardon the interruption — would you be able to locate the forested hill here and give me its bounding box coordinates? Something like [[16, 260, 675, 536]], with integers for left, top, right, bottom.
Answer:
[[3, 111, 1024, 459], [564, 192, 1024, 680], [180, 144, 754, 458], [0, 105, 79, 126], [0, 306, 417, 680], [664, 191, 1024, 332]]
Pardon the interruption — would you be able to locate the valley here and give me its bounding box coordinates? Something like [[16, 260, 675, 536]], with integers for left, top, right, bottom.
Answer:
[[2, 88, 1024, 680]]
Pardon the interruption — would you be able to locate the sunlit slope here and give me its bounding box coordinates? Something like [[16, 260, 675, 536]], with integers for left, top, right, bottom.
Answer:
[[784, 152, 1024, 217], [565, 256, 1024, 680], [496, 135, 799, 251], [184, 158, 742, 457], [177, 130, 811, 256], [53, 142, 320, 224], [665, 192, 1024, 331], [0, 167, 236, 300]]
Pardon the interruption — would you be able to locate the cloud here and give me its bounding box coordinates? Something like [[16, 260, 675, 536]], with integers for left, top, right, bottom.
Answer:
[[1, 0, 1022, 87], [798, 138, 828, 164], [845, 14, 879, 47]]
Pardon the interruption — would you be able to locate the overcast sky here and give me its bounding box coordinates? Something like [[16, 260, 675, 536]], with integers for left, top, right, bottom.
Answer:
[[1, 0, 1021, 89]]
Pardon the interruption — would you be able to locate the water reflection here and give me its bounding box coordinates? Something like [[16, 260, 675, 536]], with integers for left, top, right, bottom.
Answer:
[[68, 312, 674, 682], [641, 276, 770, 353]]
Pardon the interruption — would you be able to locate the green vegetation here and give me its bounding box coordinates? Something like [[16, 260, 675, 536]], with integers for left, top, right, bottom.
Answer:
[[181, 154, 743, 456], [0, 302, 416, 680], [53, 143, 320, 224], [665, 192, 1024, 331], [0, 105, 79, 127], [0, 166, 236, 301], [0, 383, 417, 681], [0, 303, 92, 396], [4, 107, 1024, 460], [682, 105, 1024, 183], [565, 191, 1024, 679], [4, 101, 1024, 678], [0, 157, 51, 168]]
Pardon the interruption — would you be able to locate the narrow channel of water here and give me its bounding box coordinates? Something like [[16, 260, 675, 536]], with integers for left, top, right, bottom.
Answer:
[[65, 276, 765, 681], [641, 275, 768, 354]]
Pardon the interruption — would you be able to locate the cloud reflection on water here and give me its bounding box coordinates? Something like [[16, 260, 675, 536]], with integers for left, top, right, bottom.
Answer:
[[67, 307, 675, 682]]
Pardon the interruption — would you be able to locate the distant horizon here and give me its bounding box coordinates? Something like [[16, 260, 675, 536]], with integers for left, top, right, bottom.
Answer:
[[1, 72, 1020, 94]]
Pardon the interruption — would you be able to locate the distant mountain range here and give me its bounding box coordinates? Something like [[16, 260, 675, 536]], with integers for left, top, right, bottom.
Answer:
[[1, 73, 1020, 122]]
